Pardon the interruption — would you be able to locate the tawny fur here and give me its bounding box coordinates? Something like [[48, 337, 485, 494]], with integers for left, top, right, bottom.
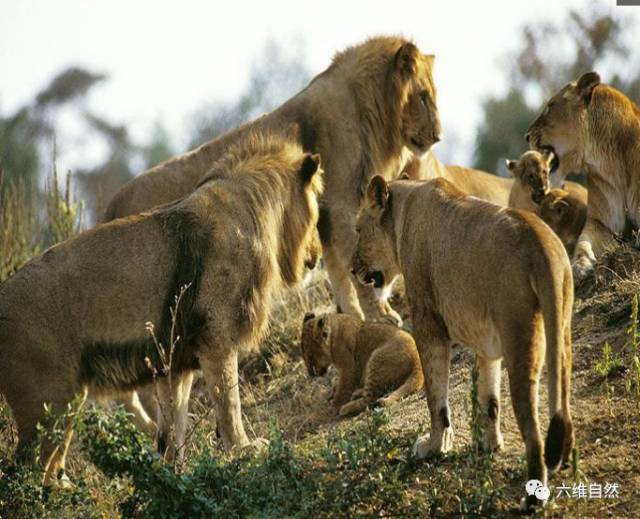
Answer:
[[506, 150, 587, 212], [0, 133, 323, 485], [300, 313, 423, 416], [403, 152, 512, 206], [536, 188, 588, 256], [527, 72, 640, 280], [352, 176, 575, 511], [102, 36, 441, 324]]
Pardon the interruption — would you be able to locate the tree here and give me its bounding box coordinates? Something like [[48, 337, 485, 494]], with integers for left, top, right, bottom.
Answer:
[[473, 6, 639, 175]]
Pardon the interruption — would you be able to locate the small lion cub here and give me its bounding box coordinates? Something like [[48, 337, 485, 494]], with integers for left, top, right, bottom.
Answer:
[[506, 150, 553, 211], [300, 313, 423, 416], [536, 188, 587, 256]]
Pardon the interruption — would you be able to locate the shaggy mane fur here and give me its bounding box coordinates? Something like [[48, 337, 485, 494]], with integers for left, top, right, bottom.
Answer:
[[329, 36, 423, 196]]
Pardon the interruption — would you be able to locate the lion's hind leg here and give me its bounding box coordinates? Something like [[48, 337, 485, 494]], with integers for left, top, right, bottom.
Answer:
[[9, 381, 87, 488], [503, 320, 546, 512], [42, 388, 88, 488]]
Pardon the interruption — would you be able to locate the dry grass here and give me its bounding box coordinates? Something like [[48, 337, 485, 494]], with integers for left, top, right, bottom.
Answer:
[[1, 174, 640, 516]]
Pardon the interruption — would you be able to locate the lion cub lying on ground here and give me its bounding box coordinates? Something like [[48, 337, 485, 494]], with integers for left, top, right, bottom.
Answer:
[[300, 313, 423, 416], [536, 188, 588, 256], [506, 150, 587, 212]]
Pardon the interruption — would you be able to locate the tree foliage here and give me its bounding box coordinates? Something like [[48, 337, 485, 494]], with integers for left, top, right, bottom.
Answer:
[[473, 6, 639, 174]]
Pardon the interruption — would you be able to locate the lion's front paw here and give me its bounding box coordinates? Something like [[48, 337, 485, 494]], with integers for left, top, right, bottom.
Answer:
[[572, 246, 595, 281], [43, 470, 74, 490], [249, 437, 269, 451], [231, 437, 269, 454], [412, 427, 454, 458], [572, 257, 594, 281]]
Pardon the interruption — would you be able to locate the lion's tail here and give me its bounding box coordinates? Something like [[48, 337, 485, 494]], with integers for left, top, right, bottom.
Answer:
[[532, 252, 573, 472]]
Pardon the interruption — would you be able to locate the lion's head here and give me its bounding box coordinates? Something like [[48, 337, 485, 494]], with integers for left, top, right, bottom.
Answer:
[[352, 176, 401, 290], [300, 312, 332, 377], [506, 150, 553, 204], [334, 37, 441, 163], [525, 72, 601, 177], [394, 44, 441, 156], [536, 188, 587, 254]]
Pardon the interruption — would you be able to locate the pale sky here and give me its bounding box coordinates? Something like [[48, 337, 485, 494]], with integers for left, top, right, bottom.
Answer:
[[1, 0, 638, 172]]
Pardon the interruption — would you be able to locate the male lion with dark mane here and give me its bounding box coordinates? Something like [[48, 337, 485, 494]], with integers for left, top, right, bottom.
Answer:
[[0, 133, 323, 486], [102, 36, 441, 325], [526, 72, 640, 280], [352, 176, 574, 512]]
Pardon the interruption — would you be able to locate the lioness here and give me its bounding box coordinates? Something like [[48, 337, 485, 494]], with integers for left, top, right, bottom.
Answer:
[[0, 133, 323, 485], [102, 36, 441, 325], [403, 152, 513, 206], [300, 313, 423, 416], [352, 176, 574, 511], [526, 71, 640, 279], [536, 189, 588, 256], [506, 150, 587, 212]]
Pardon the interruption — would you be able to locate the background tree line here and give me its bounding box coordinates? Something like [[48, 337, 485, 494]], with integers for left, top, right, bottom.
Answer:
[[1, 6, 638, 225]]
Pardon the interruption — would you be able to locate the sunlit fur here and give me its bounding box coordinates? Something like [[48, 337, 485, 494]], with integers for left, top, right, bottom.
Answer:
[[300, 313, 423, 416], [102, 35, 440, 324], [507, 150, 554, 210], [536, 188, 587, 256], [527, 73, 640, 278], [353, 176, 574, 511], [0, 131, 323, 484]]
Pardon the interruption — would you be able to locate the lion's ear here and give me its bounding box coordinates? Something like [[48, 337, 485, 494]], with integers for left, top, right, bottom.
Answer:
[[576, 72, 600, 103], [505, 159, 518, 175], [300, 153, 321, 184], [394, 42, 419, 78], [303, 312, 315, 323], [367, 175, 390, 210]]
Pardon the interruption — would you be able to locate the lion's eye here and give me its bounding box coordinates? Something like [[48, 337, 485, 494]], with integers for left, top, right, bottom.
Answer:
[[420, 91, 428, 107]]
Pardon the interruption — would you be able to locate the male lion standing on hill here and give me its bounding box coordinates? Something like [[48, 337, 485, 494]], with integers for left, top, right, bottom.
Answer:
[[102, 36, 441, 324], [526, 72, 640, 280], [0, 133, 323, 485]]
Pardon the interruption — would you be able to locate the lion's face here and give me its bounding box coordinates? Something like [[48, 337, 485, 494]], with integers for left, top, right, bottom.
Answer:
[[300, 313, 332, 377], [506, 151, 553, 204], [352, 176, 400, 290], [526, 72, 601, 176], [394, 44, 442, 156]]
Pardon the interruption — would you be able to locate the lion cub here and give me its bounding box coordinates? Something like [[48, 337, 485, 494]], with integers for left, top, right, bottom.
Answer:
[[507, 150, 588, 213], [506, 150, 553, 211], [300, 313, 423, 416], [536, 188, 587, 256]]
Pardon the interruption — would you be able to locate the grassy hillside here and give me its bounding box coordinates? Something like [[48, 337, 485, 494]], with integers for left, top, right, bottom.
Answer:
[[1, 176, 639, 517]]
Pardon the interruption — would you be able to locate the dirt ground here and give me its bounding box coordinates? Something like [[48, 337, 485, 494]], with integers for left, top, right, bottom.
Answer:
[[1, 246, 640, 517], [229, 244, 640, 517]]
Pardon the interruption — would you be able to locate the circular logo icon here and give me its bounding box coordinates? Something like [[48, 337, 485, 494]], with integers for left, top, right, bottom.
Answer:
[[525, 479, 543, 496], [535, 485, 551, 501]]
